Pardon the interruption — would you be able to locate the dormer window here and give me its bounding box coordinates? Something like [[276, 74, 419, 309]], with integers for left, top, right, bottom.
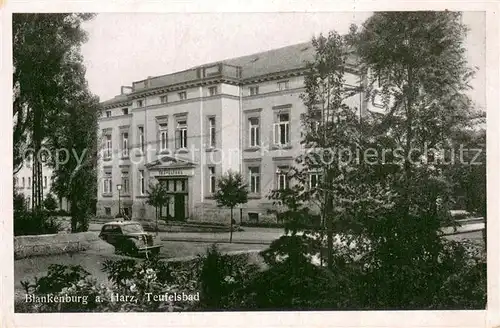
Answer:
[[105, 110, 111, 118], [122, 108, 129, 115], [137, 99, 144, 108]]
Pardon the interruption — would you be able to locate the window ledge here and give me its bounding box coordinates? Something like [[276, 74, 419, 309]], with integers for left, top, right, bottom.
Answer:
[[120, 156, 130, 160], [270, 144, 293, 150], [248, 194, 262, 199], [136, 195, 148, 199], [157, 149, 172, 155], [176, 149, 189, 154], [103, 157, 112, 161], [204, 195, 216, 200], [102, 193, 113, 198], [205, 147, 218, 152], [244, 147, 261, 152]]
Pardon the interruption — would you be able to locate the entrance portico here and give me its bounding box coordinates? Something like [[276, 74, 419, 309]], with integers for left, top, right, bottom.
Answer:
[[146, 155, 197, 221]]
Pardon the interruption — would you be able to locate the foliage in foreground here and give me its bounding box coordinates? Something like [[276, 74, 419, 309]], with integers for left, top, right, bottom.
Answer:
[[14, 192, 61, 236], [17, 241, 485, 313]]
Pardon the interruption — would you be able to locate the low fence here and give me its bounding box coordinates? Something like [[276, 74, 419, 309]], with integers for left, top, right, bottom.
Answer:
[[14, 232, 113, 260]]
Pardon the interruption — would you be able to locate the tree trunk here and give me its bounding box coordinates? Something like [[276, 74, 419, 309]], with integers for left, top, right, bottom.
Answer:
[[230, 207, 233, 243], [155, 206, 158, 236], [323, 168, 334, 269], [70, 197, 78, 233], [326, 196, 334, 269]]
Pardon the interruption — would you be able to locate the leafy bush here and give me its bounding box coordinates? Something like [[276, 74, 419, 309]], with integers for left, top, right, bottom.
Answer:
[[16, 237, 485, 312], [260, 234, 321, 266], [43, 193, 58, 212], [239, 259, 361, 310], [241, 221, 285, 228], [21, 264, 90, 295], [195, 244, 261, 310], [14, 209, 61, 236], [102, 258, 174, 288], [18, 257, 198, 312], [53, 209, 70, 216]]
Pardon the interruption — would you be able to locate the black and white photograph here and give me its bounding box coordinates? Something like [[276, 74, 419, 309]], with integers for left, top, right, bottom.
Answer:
[[4, 2, 495, 325]]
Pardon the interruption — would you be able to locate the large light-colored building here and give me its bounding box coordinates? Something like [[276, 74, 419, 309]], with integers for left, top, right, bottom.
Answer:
[[97, 42, 368, 224], [14, 159, 70, 211]]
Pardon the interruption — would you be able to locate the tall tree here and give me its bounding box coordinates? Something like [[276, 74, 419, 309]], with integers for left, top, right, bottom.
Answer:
[[270, 31, 365, 268], [147, 181, 169, 234], [48, 94, 99, 232], [344, 11, 482, 307], [13, 13, 96, 210], [214, 171, 248, 243]]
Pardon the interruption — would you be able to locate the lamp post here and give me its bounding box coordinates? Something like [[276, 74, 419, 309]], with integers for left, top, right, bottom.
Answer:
[[116, 184, 122, 218]]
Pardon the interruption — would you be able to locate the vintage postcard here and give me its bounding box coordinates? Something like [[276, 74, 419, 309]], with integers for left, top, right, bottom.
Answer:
[[1, 1, 498, 327]]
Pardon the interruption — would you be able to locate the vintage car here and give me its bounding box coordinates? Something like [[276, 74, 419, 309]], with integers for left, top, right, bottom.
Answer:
[[99, 221, 162, 257]]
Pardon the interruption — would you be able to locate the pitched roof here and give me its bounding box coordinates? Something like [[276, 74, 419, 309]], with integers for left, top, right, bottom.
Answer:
[[101, 93, 130, 106], [101, 40, 357, 105], [216, 41, 316, 79]]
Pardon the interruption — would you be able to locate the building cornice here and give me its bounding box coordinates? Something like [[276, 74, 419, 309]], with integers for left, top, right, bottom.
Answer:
[[102, 101, 133, 110], [100, 65, 360, 108], [128, 77, 241, 100]]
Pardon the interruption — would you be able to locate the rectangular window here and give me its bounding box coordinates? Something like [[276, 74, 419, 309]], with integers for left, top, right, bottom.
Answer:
[[104, 207, 111, 216], [106, 110, 112, 118], [122, 132, 129, 157], [208, 117, 216, 148], [310, 110, 322, 133], [249, 86, 259, 96], [27, 177, 31, 189], [137, 99, 144, 108], [175, 119, 188, 149], [43, 176, 47, 189], [139, 170, 145, 195], [248, 212, 259, 223], [22, 177, 25, 188], [208, 86, 218, 96], [105, 134, 112, 159], [249, 166, 261, 194], [160, 95, 168, 104], [208, 166, 216, 194], [248, 117, 260, 147], [103, 172, 112, 194], [178, 91, 187, 100], [309, 173, 322, 189], [138, 126, 145, 152], [273, 113, 290, 145], [276, 166, 289, 190], [277, 80, 289, 91], [159, 123, 168, 151], [122, 108, 129, 115], [121, 172, 130, 194]]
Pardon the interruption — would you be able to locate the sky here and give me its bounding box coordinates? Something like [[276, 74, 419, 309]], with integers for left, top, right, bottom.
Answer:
[[81, 12, 485, 108]]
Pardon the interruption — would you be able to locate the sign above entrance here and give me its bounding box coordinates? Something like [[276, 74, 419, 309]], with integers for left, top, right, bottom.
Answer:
[[155, 168, 194, 177]]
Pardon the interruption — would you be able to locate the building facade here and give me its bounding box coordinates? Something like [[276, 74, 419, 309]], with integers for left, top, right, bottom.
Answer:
[[14, 159, 70, 211], [97, 42, 368, 224]]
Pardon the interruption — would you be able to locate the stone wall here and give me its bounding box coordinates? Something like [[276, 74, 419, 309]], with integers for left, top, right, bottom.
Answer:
[[191, 202, 277, 224], [14, 232, 114, 260]]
